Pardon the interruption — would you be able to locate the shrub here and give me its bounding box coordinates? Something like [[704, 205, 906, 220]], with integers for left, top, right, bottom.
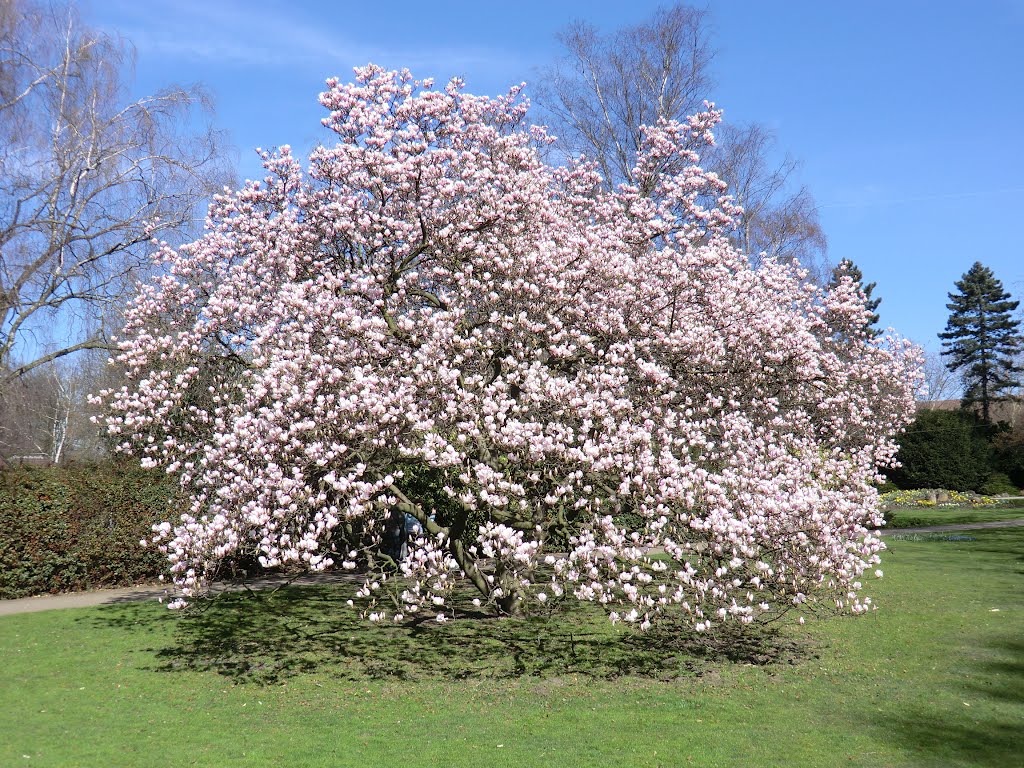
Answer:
[[980, 472, 1019, 496], [993, 429, 1024, 489], [0, 463, 177, 598], [891, 410, 992, 492]]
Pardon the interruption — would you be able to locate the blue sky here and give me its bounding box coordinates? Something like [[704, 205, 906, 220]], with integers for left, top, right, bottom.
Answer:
[[88, 0, 1024, 354]]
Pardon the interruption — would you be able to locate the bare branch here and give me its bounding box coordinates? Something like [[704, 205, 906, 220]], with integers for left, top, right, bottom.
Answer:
[[534, 4, 828, 276], [0, 0, 233, 391]]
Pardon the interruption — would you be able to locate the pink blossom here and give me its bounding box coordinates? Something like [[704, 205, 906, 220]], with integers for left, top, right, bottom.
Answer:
[[97, 65, 921, 630]]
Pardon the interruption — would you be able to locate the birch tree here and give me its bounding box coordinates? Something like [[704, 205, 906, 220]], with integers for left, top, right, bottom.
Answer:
[[0, 0, 230, 393]]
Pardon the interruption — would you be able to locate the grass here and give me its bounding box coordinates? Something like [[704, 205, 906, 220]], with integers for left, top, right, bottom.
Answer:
[[1, 528, 1023, 767], [884, 499, 1024, 529]]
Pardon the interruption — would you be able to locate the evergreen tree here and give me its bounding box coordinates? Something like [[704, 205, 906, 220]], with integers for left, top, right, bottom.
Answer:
[[827, 259, 882, 337], [939, 262, 1023, 423]]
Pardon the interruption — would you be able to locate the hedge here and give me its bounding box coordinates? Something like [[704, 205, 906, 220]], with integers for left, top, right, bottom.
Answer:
[[890, 409, 994, 492], [0, 463, 177, 599]]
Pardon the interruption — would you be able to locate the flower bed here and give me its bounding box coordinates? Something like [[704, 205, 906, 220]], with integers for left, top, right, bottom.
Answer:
[[880, 489, 998, 509]]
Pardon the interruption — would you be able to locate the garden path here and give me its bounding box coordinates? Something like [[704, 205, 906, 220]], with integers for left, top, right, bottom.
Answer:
[[0, 570, 360, 617]]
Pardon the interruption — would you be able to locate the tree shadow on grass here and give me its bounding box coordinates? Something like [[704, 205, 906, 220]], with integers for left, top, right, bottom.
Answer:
[[961, 636, 1024, 706], [866, 635, 1024, 768], [88, 583, 811, 685]]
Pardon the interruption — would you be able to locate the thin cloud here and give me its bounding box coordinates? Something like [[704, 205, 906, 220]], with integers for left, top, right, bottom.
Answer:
[[820, 186, 1024, 210], [96, 0, 521, 86]]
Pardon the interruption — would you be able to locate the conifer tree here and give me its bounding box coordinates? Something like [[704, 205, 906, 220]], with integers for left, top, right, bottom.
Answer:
[[939, 262, 1023, 423], [828, 259, 881, 338]]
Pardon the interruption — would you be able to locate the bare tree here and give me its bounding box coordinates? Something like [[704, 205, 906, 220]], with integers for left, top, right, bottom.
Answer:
[[0, 348, 123, 463], [534, 4, 828, 274], [0, 0, 231, 393], [919, 347, 960, 404], [707, 123, 827, 276], [0, 362, 61, 461], [534, 4, 713, 189]]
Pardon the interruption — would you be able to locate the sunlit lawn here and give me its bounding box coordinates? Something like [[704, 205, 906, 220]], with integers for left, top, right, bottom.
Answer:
[[885, 499, 1024, 529], [1, 528, 1022, 767]]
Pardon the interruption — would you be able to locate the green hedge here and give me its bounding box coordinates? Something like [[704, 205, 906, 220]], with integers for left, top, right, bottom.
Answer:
[[993, 434, 1024, 489], [0, 463, 178, 599], [891, 410, 994, 492]]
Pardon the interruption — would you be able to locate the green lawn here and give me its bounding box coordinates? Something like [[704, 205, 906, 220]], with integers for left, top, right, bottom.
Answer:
[[1, 529, 1022, 767], [884, 499, 1024, 529]]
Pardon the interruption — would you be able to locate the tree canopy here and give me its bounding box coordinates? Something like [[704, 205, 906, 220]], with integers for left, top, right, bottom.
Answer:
[[98, 66, 921, 631]]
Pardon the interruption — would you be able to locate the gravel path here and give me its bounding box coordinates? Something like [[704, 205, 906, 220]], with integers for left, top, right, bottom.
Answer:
[[0, 571, 360, 617]]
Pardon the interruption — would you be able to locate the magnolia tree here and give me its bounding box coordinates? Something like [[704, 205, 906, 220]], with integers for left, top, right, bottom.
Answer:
[[97, 66, 921, 630]]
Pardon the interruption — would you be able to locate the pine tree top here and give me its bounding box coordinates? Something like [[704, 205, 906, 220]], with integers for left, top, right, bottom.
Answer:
[[940, 262, 1021, 342], [939, 261, 1023, 423], [943, 261, 1019, 318]]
